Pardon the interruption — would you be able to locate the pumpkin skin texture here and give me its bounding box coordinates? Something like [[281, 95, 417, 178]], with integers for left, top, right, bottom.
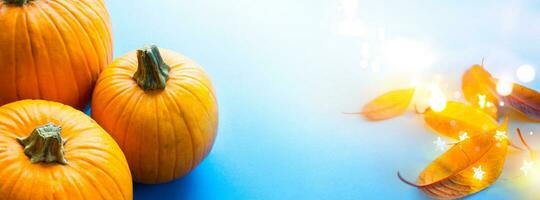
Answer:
[[0, 0, 112, 110], [0, 100, 132, 200], [91, 45, 218, 184]]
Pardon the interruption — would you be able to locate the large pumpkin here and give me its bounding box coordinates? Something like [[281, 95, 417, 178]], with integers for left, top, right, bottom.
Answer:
[[92, 45, 218, 184], [0, 0, 112, 109], [0, 100, 132, 199]]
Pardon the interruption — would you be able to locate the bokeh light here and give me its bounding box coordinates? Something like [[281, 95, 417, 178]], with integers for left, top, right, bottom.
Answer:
[[516, 64, 535, 83], [429, 85, 447, 112], [496, 79, 513, 96]]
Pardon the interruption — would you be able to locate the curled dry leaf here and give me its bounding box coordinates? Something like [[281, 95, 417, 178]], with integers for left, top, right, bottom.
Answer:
[[500, 82, 540, 121], [424, 101, 498, 139], [400, 119, 509, 199], [462, 65, 499, 119], [362, 88, 415, 121]]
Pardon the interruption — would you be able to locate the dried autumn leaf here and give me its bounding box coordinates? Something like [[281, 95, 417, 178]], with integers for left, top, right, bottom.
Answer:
[[462, 65, 499, 118], [500, 82, 540, 121], [424, 101, 498, 139], [362, 88, 415, 121], [400, 119, 509, 199]]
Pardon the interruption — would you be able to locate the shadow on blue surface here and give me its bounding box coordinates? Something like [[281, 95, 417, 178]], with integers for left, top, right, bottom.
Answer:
[[133, 175, 195, 200]]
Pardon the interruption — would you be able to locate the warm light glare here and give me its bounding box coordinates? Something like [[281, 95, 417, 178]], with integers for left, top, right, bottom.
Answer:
[[521, 160, 534, 176], [478, 94, 486, 109], [516, 64, 535, 83], [473, 165, 485, 180], [496, 79, 513, 96], [494, 130, 507, 142], [429, 85, 447, 112], [434, 137, 447, 151], [459, 132, 470, 141]]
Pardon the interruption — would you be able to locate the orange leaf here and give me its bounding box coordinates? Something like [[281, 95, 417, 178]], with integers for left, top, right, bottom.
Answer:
[[362, 88, 415, 121], [500, 82, 540, 121], [462, 65, 499, 119], [401, 119, 509, 199], [424, 101, 498, 139]]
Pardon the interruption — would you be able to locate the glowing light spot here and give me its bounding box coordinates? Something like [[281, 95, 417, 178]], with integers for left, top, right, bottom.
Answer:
[[516, 64, 535, 83], [499, 101, 505, 107], [496, 79, 513, 96], [473, 166, 485, 180], [521, 160, 534, 176], [531, 131, 534, 136], [433, 137, 447, 151], [459, 132, 470, 141], [494, 130, 507, 141], [429, 85, 447, 112], [478, 94, 486, 108]]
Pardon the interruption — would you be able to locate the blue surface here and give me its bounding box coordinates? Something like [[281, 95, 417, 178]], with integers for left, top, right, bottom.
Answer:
[[105, 0, 540, 199]]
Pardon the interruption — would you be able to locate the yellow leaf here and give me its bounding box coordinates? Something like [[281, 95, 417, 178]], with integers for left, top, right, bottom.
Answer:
[[401, 119, 509, 199], [362, 88, 415, 121], [462, 65, 499, 119], [424, 101, 498, 139], [500, 82, 540, 121]]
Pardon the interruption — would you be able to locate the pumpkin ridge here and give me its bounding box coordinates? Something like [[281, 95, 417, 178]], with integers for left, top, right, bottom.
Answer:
[[48, 0, 94, 88], [70, 161, 107, 199], [159, 93, 178, 180], [175, 91, 200, 171], [127, 94, 147, 181], [162, 89, 193, 178], [72, 154, 128, 199], [163, 89, 195, 174], [171, 80, 214, 122], [12, 9, 21, 100], [173, 72, 218, 105], [35, 2, 82, 107], [115, 91, 143, 150], [156, 94, 169, 182], [99, 88, 136, 148], [55, 0, 105, 80], [30, 6, 60, 100], [170, 82, 216, 152], [22, 9, 43, 99], [74, 0, 112, 62], [61, 168, 87, 199], [6, 161, 29, 197]]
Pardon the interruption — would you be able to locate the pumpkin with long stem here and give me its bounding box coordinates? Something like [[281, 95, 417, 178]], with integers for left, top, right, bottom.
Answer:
[[92, 45, 218, 184], [0, 100, 132, 199], [0, 0, 112, 109]]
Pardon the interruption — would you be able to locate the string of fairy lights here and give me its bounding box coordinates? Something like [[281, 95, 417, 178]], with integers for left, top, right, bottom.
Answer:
[[426, 64, 536, 181]]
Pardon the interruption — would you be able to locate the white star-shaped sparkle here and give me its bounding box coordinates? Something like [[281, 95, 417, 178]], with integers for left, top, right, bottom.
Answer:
[[459, 132, 470, 141], [434, 137, 447, 151], [473, 165, 485, 180], [478, 94, 486, 108], [521, 160, 534, 176], [494, 130, 507, 141]]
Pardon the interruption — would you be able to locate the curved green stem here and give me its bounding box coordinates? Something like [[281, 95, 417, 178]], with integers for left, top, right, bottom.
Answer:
[[133, 44, 170, 90], [17, 123, 67, 164], [3, 0, 31, 6]]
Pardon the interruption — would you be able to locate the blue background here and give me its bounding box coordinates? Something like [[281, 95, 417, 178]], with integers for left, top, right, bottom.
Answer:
[[104, 0, 540, 199]]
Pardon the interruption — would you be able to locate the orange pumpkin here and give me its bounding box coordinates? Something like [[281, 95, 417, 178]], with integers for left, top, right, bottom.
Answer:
[[0, 0, 112, 109], [0, 100, 132, 199], [92, 45, 218, 184]]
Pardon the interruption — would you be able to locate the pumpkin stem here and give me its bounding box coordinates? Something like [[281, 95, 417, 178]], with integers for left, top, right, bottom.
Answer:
[[17, 123, 67, 165], [3, 0, 31, 6], [133, 44, 170, 90]]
